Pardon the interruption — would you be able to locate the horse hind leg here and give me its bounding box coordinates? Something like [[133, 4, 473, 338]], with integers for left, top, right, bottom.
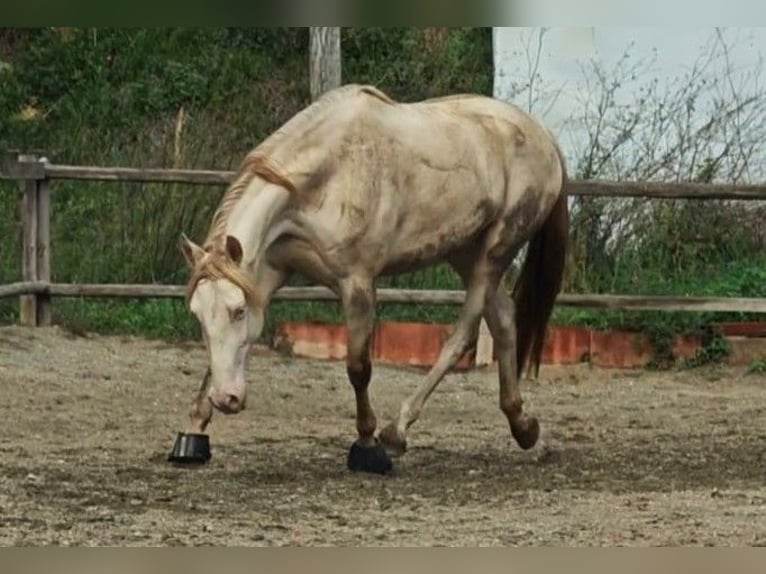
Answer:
[[378, 251, 499, 457], [483, 191, 568, 451], [450, 248, 540, 450], [377, 185, 563, 457], [484, 287, 540, 449]]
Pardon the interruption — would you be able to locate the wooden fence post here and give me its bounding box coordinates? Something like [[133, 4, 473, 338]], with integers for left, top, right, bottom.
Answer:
[[309, 27, 341, 101], [36, 170, 51, 326], [19, 155, 38, 326], [18, 154, 51, 326]]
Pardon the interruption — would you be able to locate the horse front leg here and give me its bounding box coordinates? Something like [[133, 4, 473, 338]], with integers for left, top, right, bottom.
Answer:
[[341, 279, 392, 474], [187, 367, 213, 433]]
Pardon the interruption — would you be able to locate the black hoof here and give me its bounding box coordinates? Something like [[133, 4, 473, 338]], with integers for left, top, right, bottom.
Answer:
[[347, 439, 393, 475], [511, 415, 540, 451], [168, 432, 211, 465]]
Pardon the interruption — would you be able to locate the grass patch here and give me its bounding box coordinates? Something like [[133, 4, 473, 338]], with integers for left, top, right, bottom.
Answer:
[[747, 359, 766, 375]]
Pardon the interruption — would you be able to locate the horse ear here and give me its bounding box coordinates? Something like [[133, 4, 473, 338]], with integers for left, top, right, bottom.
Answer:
[[180, 233, 204, 267], [225, 235, 243, 265]]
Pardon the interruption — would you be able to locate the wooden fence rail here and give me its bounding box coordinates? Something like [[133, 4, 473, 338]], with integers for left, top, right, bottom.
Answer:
[[2, 152, 766, 326], [5, 157, 766, 199], [2, 281, 766, 314]]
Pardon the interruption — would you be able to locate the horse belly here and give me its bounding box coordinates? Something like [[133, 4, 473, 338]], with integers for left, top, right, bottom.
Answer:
[[375, 186, 499, 274]]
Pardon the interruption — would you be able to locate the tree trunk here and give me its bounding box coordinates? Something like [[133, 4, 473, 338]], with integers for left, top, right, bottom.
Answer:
[[309, 27, 341, 101]]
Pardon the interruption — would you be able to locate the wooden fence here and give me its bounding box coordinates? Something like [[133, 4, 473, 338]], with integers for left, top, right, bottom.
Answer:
[[2, 152, 766, 327]]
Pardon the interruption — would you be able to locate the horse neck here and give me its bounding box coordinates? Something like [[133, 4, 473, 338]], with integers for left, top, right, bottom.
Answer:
[[225, 180, 292, 271]]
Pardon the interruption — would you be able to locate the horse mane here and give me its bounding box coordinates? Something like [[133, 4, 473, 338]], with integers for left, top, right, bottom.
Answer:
[[204, 154, 296, 247], [185, 247, 261, 309], [187, 155, 294, 308]]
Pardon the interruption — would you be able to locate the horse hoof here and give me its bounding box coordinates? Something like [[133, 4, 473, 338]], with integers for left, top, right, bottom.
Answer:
[[347, 440, 393, 475], [378, 424, 408, 457], [167, 432, 211, 465], [511, 415, 540, 450]]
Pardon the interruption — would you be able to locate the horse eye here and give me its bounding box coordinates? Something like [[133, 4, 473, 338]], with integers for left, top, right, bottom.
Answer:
[[232, 307, 246, 322]]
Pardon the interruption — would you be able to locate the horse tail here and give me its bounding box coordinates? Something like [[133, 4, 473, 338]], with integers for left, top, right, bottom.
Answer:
[[512, 143, 569, 379]]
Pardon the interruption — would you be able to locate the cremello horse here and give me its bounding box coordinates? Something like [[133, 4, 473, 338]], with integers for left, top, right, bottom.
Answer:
[[180, 84, 568, 474]]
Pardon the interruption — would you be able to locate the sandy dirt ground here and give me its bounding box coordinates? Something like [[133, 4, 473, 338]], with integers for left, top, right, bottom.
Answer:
[[1, 325, 765, 546]]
